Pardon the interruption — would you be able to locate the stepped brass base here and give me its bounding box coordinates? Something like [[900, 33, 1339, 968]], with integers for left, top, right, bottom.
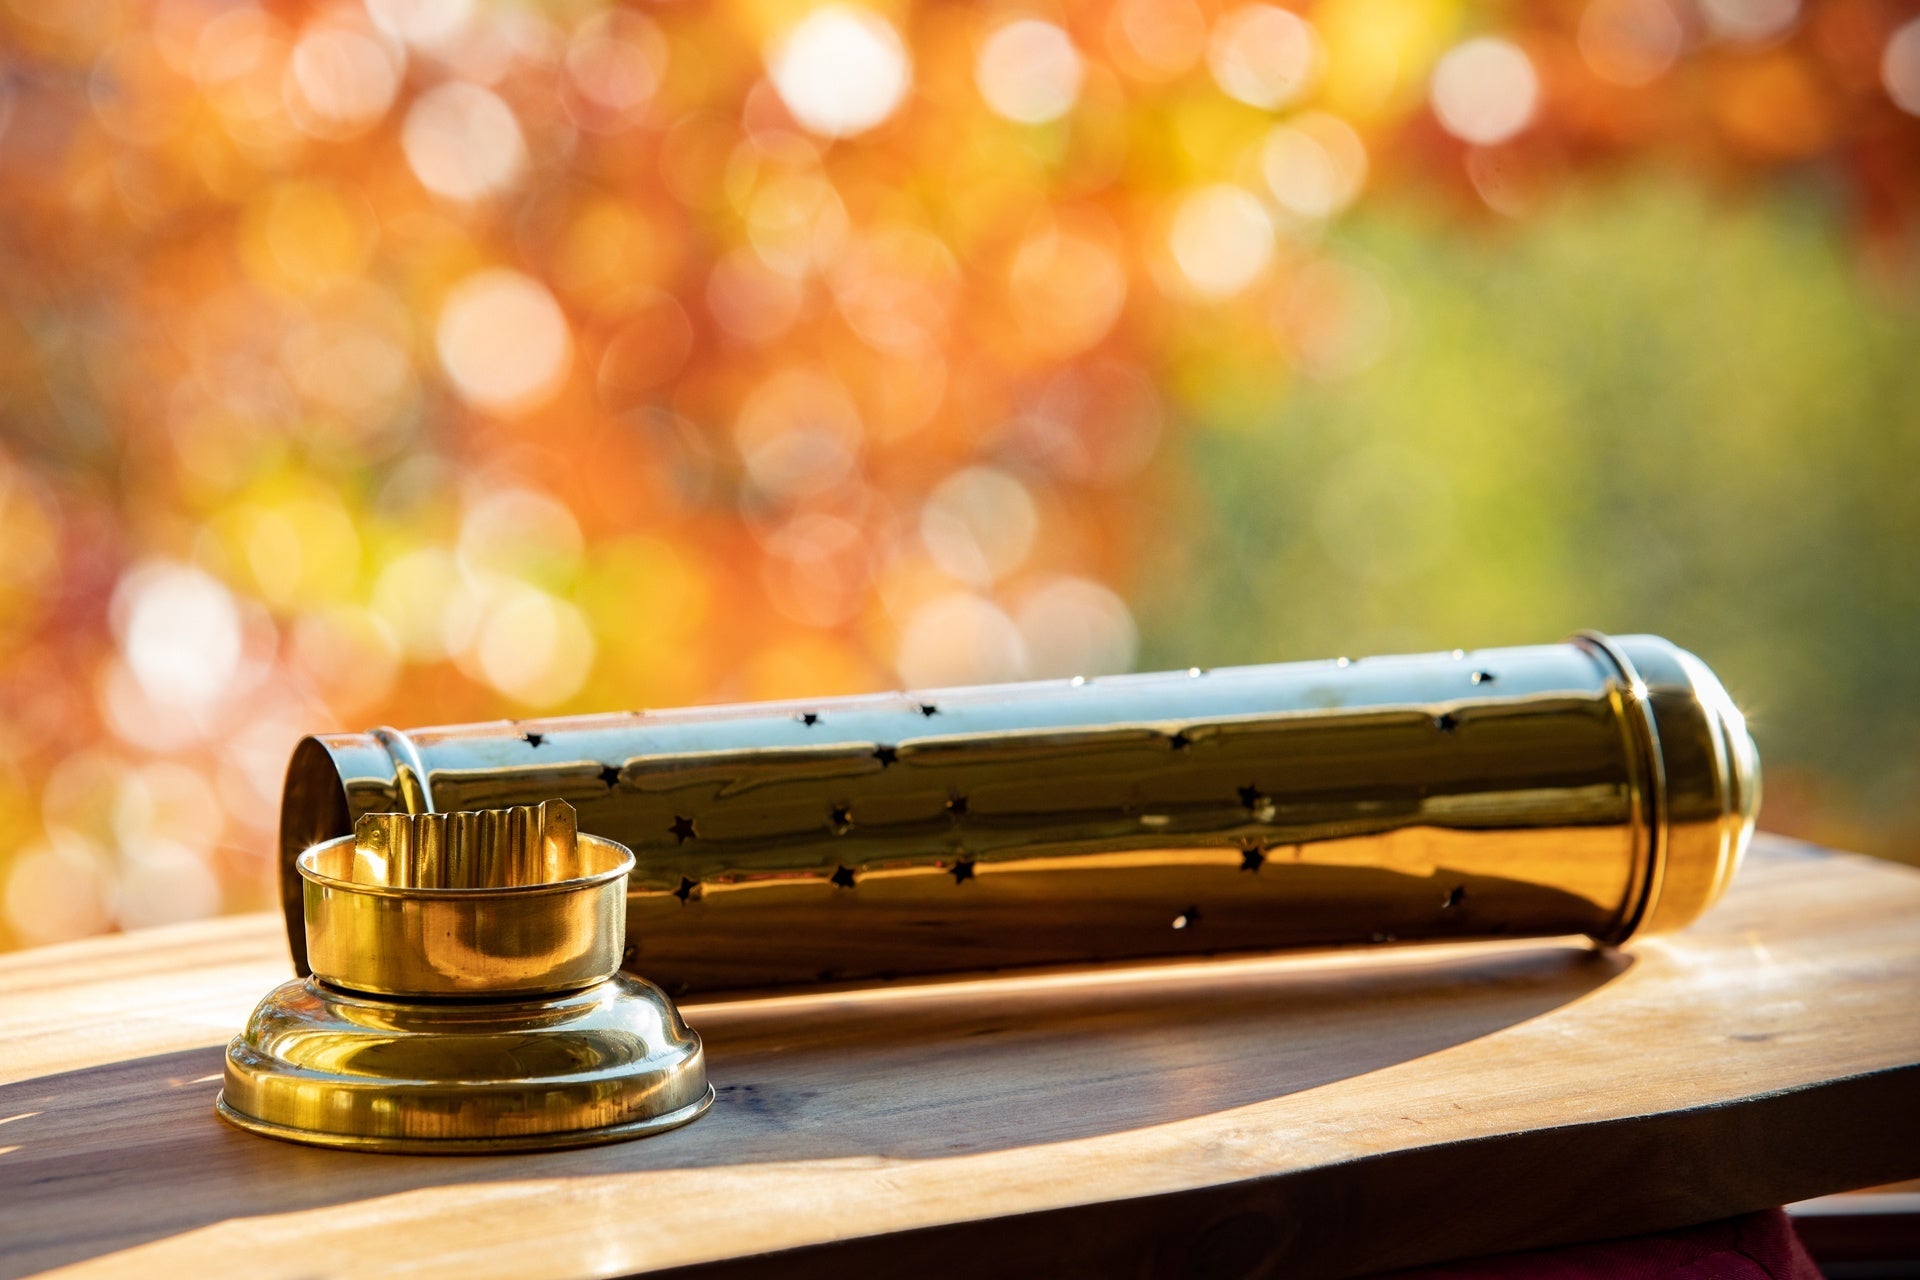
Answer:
[[217, 972, 710, 1154]]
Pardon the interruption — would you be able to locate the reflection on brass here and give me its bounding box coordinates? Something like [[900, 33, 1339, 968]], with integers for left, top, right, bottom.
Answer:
[[278, 633, 1759, 995], [219, 801, 711, 1153], [304, 801, 627, 997]]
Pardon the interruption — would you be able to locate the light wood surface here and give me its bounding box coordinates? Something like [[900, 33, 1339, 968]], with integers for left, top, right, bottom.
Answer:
[[1, 835, 1916, 1279]]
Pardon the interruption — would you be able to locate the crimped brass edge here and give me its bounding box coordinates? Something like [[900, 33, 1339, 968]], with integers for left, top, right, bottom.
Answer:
[[296, 831, 634, 900], [213, 1086, 714, 1156]]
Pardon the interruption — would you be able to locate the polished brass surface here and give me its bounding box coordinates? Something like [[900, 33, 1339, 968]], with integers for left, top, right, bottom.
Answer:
[[301, 803, 630, 997], [221, 800, 711, 1153], [218, 973, 710, 1153], [278, 634, 1759, 994]]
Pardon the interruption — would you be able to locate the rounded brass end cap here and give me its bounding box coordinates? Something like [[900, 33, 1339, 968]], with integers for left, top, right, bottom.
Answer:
[[1606, 634, 1762, 937], [217, 973, 711, 1153]]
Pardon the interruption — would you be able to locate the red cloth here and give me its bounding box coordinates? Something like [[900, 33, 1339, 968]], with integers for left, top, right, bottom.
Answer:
[[1386, 1209, 1824, 1280]]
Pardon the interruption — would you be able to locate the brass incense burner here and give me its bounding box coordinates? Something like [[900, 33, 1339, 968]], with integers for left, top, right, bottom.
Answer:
[[234, 632, 1757, 1152], [278, 633, 1758, 996], [217, 801, 712, 1153]]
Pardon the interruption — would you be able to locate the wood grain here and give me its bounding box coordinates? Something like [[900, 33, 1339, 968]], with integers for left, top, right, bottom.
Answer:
[[0, 836, 1916, 1279]]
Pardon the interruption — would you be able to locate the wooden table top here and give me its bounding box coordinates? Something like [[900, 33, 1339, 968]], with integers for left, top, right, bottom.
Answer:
[[2, 835, 1916, 1279]]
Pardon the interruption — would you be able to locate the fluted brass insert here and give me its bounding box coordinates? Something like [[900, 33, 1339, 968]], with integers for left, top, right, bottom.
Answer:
[[278, 633, 1759, 995], [219, 800, 711, 1153], [351, 801, 578, 888]]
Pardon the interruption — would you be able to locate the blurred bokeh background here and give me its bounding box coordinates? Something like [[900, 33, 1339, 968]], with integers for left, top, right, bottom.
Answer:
[[1, 0, 1916, 950]]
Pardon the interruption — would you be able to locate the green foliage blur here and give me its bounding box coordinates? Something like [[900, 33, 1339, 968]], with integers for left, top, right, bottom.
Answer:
[[1141, 177, 1920, 863]]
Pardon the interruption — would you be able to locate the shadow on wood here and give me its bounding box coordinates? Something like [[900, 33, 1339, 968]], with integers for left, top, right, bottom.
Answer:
[[0, 941, 1625, 1276], [666, 1066, 1920, 1280]]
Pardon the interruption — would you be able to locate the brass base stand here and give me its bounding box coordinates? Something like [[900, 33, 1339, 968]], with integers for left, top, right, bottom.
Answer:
[[218, 973, 710, 1154]]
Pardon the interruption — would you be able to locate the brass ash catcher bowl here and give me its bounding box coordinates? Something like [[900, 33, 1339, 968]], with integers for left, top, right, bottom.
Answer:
[[218, 800, 712, 1153]]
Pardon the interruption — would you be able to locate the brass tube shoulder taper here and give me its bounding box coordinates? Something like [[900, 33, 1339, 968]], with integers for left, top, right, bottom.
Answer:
[[1573, 633, 1759, 941]]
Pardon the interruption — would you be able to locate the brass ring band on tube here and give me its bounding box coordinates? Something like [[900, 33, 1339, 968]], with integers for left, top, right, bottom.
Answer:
[[1572, 631, 1668, 946]]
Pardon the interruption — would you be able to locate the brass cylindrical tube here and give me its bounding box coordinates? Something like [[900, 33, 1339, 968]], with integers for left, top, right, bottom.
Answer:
[[278, 633, 1758, 995]]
